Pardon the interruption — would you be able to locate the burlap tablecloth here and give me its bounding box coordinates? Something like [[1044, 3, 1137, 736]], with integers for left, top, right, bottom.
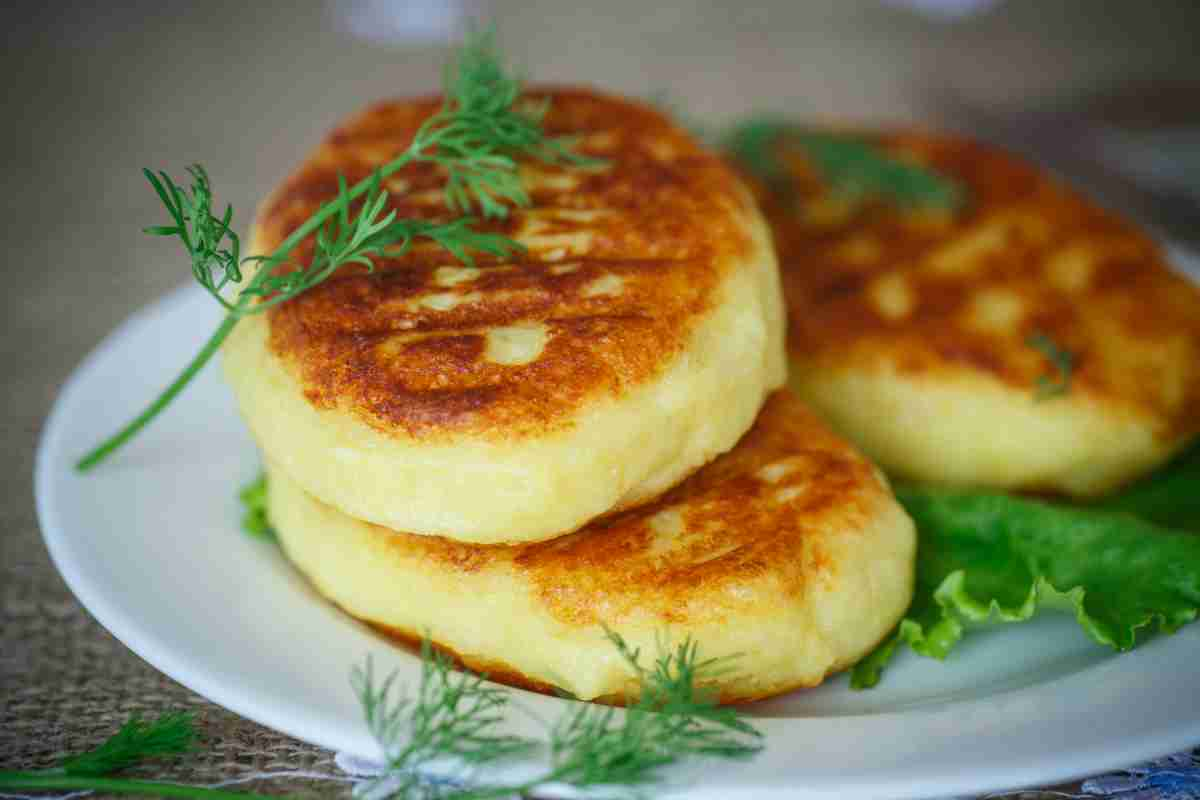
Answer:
[[4, 2, 1198, 797]]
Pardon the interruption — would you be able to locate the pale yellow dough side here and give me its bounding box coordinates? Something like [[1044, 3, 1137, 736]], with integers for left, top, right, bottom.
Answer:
[[224, 210, 785, 544], [265, 404, 916, 704], [789, 360, 1182, 496], [764, 130, 1200, 498]]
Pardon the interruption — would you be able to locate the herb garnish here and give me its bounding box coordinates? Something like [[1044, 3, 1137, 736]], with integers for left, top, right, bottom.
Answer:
[[724, 119, 964, 210], [354, 630, 762, 798], [234, 475, 761, 796], [0, 713, 279, 799], [0, 632, 759, 799], [852, 488, 1200, 689], [1026, 331, 1074, 400], [238, 473, 274, 540], [76, 29, 593, 472]]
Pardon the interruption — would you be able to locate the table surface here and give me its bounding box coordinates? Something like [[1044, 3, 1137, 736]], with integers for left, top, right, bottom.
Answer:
[[4, 1, 1198, 796]]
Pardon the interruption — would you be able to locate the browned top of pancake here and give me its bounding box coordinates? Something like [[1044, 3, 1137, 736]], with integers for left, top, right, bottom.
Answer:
[[755, 130, 1200, 437], [253, 87, 756, 440], [363, 390, 889, 627]]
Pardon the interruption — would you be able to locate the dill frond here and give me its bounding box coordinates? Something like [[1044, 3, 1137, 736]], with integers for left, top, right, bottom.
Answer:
[[539, 630, 761, 790], [352, 641, 537, 799], [78, 26, 587, 471], [1027, 331, 1075, 400], [353, 632, 762, 799], [0, 710, 284, 798], [413, 28, 603, 219], [725, 119, 964, 210], [60, 712, 198, 776]]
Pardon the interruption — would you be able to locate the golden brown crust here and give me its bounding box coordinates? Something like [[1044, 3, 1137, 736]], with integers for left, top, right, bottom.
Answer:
[[276, 389, 905, 704], [254, 87, 755, 440], [356, 391, 886, 628], [362, 621, 568, 700], [364, 619, 834, 706], [757, 131, 1200, 441]]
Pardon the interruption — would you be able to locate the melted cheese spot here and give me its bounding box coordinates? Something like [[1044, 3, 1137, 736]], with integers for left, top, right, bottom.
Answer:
[[518, 214, 599, 254], [385, 177, 410, 194], [870, 272, 914, 321], [928, 223, 1008, 275], [374, 331, 439, 358], [648, 508, 685, 538], [524, 231, 595, 253], [928, 212, 1050, 275], [582, 274, 625, 298], [544, 248, 569, 262], [484, 323, 549, 365], [968, 287, 1025, 333], [584, 130, 619, 150], [648, 140, 678, 161], [1046, 244, 1096, 293], [406, 188, 445, 206], [418, 291, 482, 312], [550, 262, 581, 276], [757, 459, 798, 484], [643, 509, 688, 564], [774, 486, 803, 504], [553, 209, 606, 223], [433, 266, 481, 288], [521, 165, 580, 192]]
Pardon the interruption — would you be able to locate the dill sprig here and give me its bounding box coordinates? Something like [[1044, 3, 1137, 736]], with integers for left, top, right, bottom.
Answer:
[[724, 118, 964, 210], [352, 641, 538, 798], [60, 712, 198, 776], [537, 630, 762, 790], [143, 166, 246, 308], [236, 175, 523, 315], [353, 630, 762, 799], [0, 713, 278, 799], [419, 30, 597, 218], [1027, 331, 1074, 400], [0, 630, 760, 798], [77, 28, 586, 472]]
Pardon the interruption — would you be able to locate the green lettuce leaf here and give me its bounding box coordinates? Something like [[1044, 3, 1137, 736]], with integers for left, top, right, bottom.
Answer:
[[851, 489, 1200, 688], [1094, 440, 1200, 532], [238, 472, 275, 540]]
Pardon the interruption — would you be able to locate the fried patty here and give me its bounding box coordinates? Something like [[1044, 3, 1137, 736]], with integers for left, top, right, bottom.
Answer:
[[267, 391, 916, 704], [225, 88, 785, 543], [750, 130, 1200, 497]]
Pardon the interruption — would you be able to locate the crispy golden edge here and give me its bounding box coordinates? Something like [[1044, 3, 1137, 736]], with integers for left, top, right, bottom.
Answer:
[[759, 130, 1200, 443], [253, 87, 759, 442]]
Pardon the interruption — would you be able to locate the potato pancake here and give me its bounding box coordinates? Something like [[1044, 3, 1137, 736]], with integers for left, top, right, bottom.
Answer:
[[225, 88, 785, 543], [750, 130, 1200, 496], [266, 391, 915, 703]]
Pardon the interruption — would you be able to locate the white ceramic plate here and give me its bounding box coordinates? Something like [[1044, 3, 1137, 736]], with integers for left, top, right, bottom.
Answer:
[[36, 249, 1200, 800]]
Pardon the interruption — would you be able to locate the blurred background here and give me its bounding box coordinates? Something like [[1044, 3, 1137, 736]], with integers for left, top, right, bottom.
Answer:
[[4, 0, 1200, 339]]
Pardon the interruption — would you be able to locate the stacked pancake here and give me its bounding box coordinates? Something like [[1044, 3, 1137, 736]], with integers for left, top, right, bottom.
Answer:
[[223, 90, 918, 702], [749, 130, 1200, 498]]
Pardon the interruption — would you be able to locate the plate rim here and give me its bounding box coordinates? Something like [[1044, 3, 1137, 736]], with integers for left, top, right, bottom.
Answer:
[[35, 280, 1200, 800]]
